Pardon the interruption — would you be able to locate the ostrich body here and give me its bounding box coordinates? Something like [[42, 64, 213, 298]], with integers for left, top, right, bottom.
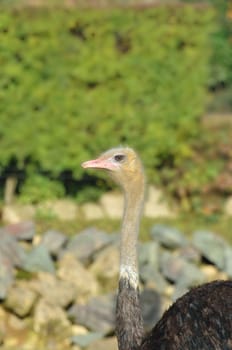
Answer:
[[82, 147, 232, 350]]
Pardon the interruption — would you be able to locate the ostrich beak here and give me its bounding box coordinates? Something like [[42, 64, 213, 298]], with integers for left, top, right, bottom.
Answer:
[[82, 157, 116, 171]]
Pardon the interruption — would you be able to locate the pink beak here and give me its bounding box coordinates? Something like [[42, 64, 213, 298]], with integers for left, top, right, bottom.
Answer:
[[81, 157, 116, 171]]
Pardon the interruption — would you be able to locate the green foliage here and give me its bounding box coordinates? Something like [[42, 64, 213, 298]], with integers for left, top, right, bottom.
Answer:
[[182, 0, 232, 111], [76, 184, 105, 204], [0, 5, 214, 202], [209, 1, 232, 111], [20, 174, 65, 204]]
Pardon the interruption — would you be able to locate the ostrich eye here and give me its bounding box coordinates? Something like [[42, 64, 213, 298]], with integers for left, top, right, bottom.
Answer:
[[114, 154, 125, 162]]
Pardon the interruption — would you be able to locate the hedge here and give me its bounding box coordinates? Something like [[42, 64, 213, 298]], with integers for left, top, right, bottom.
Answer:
[[182, 0, 232, 111], [0, 5, 214, 202]]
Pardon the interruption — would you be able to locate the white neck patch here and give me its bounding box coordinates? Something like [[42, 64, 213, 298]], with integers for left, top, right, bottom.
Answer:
[[120, 264, 139, 289]]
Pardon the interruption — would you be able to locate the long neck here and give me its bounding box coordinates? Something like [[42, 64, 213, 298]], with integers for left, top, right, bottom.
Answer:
[[116, 176, 145, 350], [120, 184, 144, 284]]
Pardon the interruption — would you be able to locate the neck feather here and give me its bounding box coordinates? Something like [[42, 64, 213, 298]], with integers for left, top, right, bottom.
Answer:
[[116, 174, 145, 350], [119, 178, 145, 286]]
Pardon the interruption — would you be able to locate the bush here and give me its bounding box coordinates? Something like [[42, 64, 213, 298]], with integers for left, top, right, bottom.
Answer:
[[182, 0, 232, 111], [0, 5, 214, 202], [20, 174, 65, 204]]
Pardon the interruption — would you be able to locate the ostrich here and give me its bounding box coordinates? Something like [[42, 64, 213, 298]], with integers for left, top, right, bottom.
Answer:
[[82, 147, 232, 350]]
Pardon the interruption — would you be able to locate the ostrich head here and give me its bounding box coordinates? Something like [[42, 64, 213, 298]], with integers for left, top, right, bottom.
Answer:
[[81, 147, 144, 192]]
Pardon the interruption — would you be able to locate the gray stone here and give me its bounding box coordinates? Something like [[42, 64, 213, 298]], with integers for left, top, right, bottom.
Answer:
[[0, 231, 27, 268], [141, 289, 162, 329], [65, 228, 113, 263], [172, 284, 189, 301], [193, 230, 226, 269], [5, 281, 38, 317], [71, 332, 104, 347], [151, 224, 188, 249], [1, 221, 35, 241], [177, 261, 205, 288], [22, 245, 55, 274], [178, 245, 201, 264], [40, 230, 67, 256], [160, 252, 205, 287], [140, 265, 168, 294], [0, 256, 14, 300], [139, 241, 160, 270], [68, 293, 115, 334]]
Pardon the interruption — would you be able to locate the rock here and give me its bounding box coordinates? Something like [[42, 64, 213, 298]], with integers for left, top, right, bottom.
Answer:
[[193, 230, 226, 269], [22, 245, 55, 274], [172, 284, 189, 301], [68, 293, 115, 334], [50, 199, 78, 221], [10, 330, 41, 350], [38, 199, 78, 221], [65, 228, 113, 263], [82, 203, 104, 220], [100, 192, 123, 219], [160, 252, 205, 287], [0, 238, 20, 300], [0, 230, 27, 268], [7, 313, 28, 330], [224, 245, 232, 278], [40, 230, 67, 256], [71, 324, 88, 336], [87, 336, 118, 350], [2, 204, 36, 224], [224, 196, 232, 216], [0, 261, 14, 300], [151, 224, 187, 249], [178, 245, 201, 264], [139, 241, 160, 271], [164, 284, 174, 298], [33, 298, 71, 337], [71, 332, 104, 347], [1, 221, 35, 241], [90, 244, 119, 287], [201, 265, 220, 282], [144, 186, 176, 218], [140, 265, 168, 294], [141, 289, 162, 329], [57, 253, 99, 301], [5, 281, 38, 317], [31, 272, 77, 308], [0, 307, 7, 344]]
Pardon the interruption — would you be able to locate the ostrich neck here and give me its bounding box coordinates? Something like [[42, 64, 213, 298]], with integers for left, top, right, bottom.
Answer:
[[116, 176, 145, 350], [119, 183, 145, 286]]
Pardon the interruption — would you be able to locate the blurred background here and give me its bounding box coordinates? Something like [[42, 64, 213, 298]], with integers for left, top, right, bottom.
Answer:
[[0, 0, 231, 349]]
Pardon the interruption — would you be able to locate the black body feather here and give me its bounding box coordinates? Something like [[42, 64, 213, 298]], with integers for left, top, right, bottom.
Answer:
[[141, 280, 232, 350]]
